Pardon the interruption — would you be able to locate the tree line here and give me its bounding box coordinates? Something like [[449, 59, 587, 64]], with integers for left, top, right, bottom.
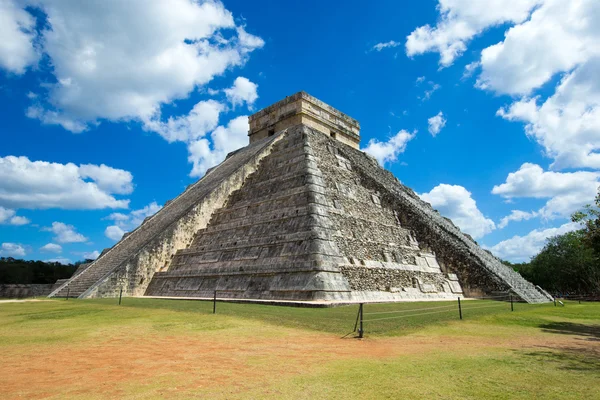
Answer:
[[0, 258, 87, 284]]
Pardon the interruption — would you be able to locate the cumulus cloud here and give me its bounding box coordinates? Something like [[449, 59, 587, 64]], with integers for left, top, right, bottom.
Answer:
[[0, 156, 132, 210], [405, 0, 542, 67], [188, 115, 249, 177], [105, 225, 125, 242], [143, 100, 224, 143], [3, 0, 264, 132], [0, 242, 26, 257], [492, 163, 600, 220], [497, 60, 600, 170], [362, 130, 416, 166], [82, 250, 100, 260], [104, 201, 162, 242], [420, 184, 495, 239], [497, 210, 538, 229], [372, 40, 402, 52], [0, 206, 30, 225], [43, 222, 87, 243], [489, 221, 580, 262], [477, 1, 600, 96], [428, 112, 447, 136], [224, 77, 258, 109], [0, 0, 39, 74], [40, 243, 62, 253]]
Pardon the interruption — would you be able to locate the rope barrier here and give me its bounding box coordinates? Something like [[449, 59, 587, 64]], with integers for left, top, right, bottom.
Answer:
[[363, 308, 457, 322], [364, 304, 457, 316], [465, 295, 510, 300], [460, 304, 507, 311]]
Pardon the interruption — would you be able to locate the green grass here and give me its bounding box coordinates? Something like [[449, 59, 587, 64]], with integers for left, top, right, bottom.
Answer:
[[0, 298, 599, 399]]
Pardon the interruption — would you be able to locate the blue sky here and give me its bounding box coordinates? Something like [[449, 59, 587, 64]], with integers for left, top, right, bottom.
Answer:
[[1, 0, 598, 264]]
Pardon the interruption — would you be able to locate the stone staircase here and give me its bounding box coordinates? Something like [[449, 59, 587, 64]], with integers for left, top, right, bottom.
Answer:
[[48, 135, 281, 299]]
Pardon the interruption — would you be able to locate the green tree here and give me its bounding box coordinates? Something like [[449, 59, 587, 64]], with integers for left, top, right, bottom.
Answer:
[[572, 188, 600, 257], [527, 230, 599, 294]]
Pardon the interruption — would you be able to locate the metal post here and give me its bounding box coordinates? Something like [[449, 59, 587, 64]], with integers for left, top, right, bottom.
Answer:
[[510, 294, 514, 312], [458, 297, 462, 320], [353, 304, 361, 333], [213, 290, 217, 314], [358, 303, 364, 338], [554, 298, 557, 307], [119, 287, 123, 305], [66, 287, 70, 301]]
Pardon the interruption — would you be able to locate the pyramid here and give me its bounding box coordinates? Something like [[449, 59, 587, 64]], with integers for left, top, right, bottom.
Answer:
[[49, 92, 551, 304]]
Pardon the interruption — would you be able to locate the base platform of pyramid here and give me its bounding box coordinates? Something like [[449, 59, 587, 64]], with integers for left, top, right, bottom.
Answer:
[[49, 92, 552, 304]]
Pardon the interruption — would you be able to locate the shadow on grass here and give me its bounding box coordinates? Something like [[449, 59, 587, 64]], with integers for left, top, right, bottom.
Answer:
[[522, 346, 600, 372], [539, 322, 600, 342]]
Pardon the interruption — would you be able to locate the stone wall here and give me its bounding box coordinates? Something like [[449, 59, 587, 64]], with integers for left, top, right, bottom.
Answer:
[[0, 284, 55, 298]]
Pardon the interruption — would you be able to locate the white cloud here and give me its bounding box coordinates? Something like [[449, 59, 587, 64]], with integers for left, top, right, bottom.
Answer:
[[4, 0, 263, 132], [459, 0, 600, 171], [0, 156, 132, 210], [497, 210, 538, 229], [0, 206, 30, 225], [462, 61, 480, 79], [405, 0, 542, 67], [420, 184, 495, 239], [372, 40, 402, 52], [188, 115, 249, 177], [104, 201, 162, 241], [415, 76, 426, 85], [477, 0, 600, 96], [428, 112, 447, 136], [82, 250, 100, 260], [497, 60, 600, 170], [0, 0, 39, 74], [420, 82, 441, 101], [46, 257, 72, 265], [362, 130, 416, 165], [40, 243, 62, 253], [492, 163, 600, 219], [0, 242, 26, 257], [489, 221, 580, 262], [105, 225, 125, 242], [143, 100, 224, 143], [43, 222, 87, 243], [78, 164, 133, 195], [224, 77, 258, 109]]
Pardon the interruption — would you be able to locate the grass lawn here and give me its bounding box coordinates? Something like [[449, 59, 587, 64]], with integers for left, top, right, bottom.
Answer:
[[0, 298, 598, 399]]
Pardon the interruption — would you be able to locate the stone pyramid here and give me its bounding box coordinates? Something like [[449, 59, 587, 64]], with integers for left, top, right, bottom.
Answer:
[[49, 92, 551, 304]]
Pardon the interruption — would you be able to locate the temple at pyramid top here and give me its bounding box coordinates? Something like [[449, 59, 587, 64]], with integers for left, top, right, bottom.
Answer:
[[248, 91, 361, 149]]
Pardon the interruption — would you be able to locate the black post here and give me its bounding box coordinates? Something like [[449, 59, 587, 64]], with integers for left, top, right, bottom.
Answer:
[[118, 287, 123, 305], [353, 304, 361, 333], [510, 294, 514, 312], [458, 297, 462, 320], [213, 290, 217, 314], [358, 303, 364, 338], [66, 287, 70, 301]]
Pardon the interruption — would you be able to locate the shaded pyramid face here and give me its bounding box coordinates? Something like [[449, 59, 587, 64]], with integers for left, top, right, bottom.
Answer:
[[49, 121, 551, 303]]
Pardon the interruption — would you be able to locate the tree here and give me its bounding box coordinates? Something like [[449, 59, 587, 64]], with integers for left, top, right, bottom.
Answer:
[[572, 188, 600, 257], [527, 230, 599, 294]]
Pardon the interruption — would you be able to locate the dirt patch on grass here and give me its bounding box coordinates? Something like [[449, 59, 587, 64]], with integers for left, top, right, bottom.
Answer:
[[1, 324, 596, 399]]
